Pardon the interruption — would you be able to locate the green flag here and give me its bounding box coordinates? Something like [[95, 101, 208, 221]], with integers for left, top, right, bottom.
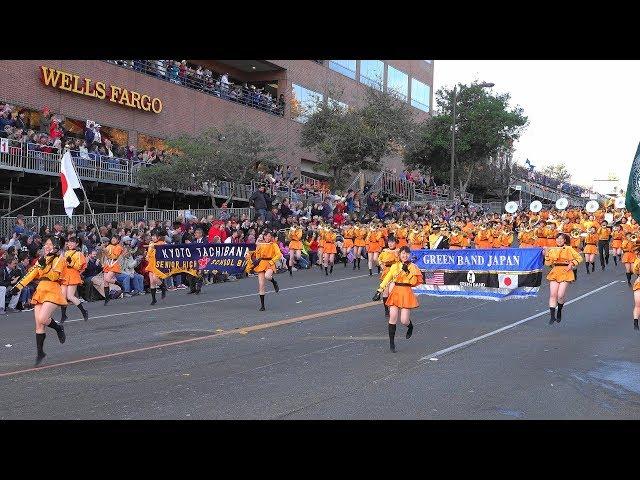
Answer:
[[625, 142, 640, 223]]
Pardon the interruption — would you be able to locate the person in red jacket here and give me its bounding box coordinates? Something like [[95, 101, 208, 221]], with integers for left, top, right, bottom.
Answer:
[[207, 220, 228, 243], [49, 118, 63, 140]]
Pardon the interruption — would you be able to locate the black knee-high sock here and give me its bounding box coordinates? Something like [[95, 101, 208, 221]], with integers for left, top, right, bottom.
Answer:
[[388, 323, 396, 350], [614, 255, 618, 266], [47, 318, 62, 333], [77, 303, 88, 320], [557, 303, 564, 321], [549, 306, 556, 321], [104, 286, 110, 303], [259, 294, 265, 309], [585, 262, 590, 273], [357, 258, 361, 269], [36, 332, 45, 356], [406, 321, 414, 339], [627, 272, 632, 284], [574, 268, 578, 280], [329, 264, 333, 274], [383, 298, 389, 317], [60, 305, 67, 321], [287, 264, 292, 275], [377, 265, 381, 274], [150, 288, 157, 302], [634, 319, 639, 330], [591, 262, 595, 271]]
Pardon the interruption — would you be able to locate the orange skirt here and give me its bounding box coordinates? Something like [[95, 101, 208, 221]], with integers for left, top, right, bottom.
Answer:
[[546, 266, 575, 283], [633, 279, 640, 291], [289, 240, 303, 250], [354, 239, 366, 247], [623, 252, 636, 264], [62, 269, 82, 286], [366, 242, 382, 253], [583, 244, 597, 255], [343, 239, 354, 249], [386, 285, 419, 309], [323, 242, 337, 254], [31, 280, 67, 306], [254, 259, 276, 273], [611, 240, 622, 249], [545, 238, 557, 247]]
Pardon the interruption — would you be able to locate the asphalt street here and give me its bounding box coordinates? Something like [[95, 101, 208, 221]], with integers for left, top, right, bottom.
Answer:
[[1, 259, 639, 419]]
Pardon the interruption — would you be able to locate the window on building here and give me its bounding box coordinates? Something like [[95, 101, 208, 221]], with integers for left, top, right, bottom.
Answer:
[[328, 98, 349, 113], [387, 65, 409, 101], [359, 60, 384, 90], [291, 84, 324, 123], [329, 60, 356, 80], [411, 78, 431, 112]]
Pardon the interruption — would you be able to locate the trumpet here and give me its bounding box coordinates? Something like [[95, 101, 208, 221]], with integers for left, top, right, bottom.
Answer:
[[632, 234, 638, 242], [570, 229, 581, 239]]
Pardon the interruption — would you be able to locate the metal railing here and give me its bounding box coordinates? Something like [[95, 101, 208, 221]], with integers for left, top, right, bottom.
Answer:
[[105, 60, 285, 117], [1, 208, 252, 238], [0, 139, 256, 202]]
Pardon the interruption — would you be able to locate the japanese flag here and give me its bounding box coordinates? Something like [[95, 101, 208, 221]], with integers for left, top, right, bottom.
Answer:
[[60, 151, 81, 218], [498, 273, 518, 289]]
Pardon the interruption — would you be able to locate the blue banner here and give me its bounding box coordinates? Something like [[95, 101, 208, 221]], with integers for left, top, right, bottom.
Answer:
[[412, 248, 545, 301], [152, 243, 255, 278]]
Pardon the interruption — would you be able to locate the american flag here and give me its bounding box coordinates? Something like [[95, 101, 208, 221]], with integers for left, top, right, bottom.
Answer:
[[424, 270, 445, 285]]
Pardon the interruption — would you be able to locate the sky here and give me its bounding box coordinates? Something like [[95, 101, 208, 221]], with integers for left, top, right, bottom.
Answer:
[[433, 61, 640, 193]]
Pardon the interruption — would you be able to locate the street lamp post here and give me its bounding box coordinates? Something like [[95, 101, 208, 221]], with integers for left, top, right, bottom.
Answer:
[[449, 82, 495, 202]]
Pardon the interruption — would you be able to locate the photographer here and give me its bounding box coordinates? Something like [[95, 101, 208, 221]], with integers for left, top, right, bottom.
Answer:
[[1, 255, 21, 314]]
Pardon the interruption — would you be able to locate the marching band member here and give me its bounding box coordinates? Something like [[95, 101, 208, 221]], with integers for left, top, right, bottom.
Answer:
[[544, 220, 558, 247], [490, 223, 503, 248], [409, 226, 425, 251], [316, 224, 325, 270], [373, 246, 423, 353], [596, 220, 612, 270], [474, 224, 492, 249], [448, 227, 464, 250], [377, 235, 399, 317], [518, 225, 536, 248], [630, 256, 640, 330], [544, 233, 583, 324], [188, 227, 206, 294], [341, 223, 355, 268], [145, 228, 168, 305], [611, 224, 624, 266], [499, 226, 514, 248], [366, 224, 383, 276], [622, 232, 637, 285], [322, 227, 338, 275], [395, 224, 409, 249], [102, 235, 126, 305], [58, 234, 89, 323], [251, 230, 282, 311], [9, 236, 68, 365], [287, 225, 303, 275], [583, 227, 598, 273], [353, 223, 367, 270]]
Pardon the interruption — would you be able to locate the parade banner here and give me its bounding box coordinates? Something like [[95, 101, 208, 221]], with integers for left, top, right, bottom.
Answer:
[[412, 248, 544, 301], [150, 243, 255, 279]]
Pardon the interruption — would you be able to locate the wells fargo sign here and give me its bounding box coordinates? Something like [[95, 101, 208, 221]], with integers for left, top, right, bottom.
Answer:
[[40, 66, 163, 113]]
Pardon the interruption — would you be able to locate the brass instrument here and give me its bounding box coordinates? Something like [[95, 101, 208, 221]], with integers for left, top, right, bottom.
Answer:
[[632, 234, 638, 242], [570, 229, 581, 239]]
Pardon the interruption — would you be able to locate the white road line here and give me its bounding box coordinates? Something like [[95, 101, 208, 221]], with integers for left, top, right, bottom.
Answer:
[[56, 274, 371, 324], [418, 280, 620, 362]]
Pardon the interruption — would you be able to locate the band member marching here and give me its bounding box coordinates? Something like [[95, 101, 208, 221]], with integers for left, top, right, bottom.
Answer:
[[102, 235, 126, 305], [366, 224, 383, 276], [376, 235, 399, 317], [622, 232, 638, 286], [287, 225, 304, 275], [373, 246, 424, 352], [59, 234, 89, 323], [316, 225, 325, 270], [9, 236, 68, 365], [145, 228, 168, 305], [251, 230, 281, 311], [583, 227, 598, 273], [630, 256, 640, 330], [353, 223, 367, 270], [596, 220, 612, 270], [188, 227, 206, 294], [341, 224, 355, 268], [322, 227, 338, 275], [611, 224, 624, 266], [544, 233, 583, 324]]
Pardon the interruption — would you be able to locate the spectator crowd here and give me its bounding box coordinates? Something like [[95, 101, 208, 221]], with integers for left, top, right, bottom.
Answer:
[[109, 60, 286, 117]]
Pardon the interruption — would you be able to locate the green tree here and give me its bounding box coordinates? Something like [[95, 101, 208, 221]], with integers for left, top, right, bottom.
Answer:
[[542, 162, 571, 183], [136, 122, 279, 205], [404, 82, 528, 197], [299, 86, 415, 189]]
